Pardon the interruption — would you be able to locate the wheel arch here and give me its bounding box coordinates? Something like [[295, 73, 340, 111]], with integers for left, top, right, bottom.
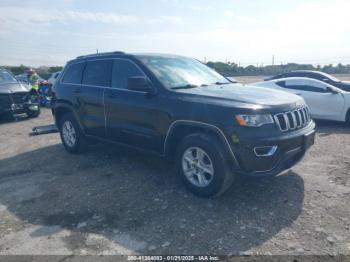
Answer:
[[53, 103, 84, 132], [164, 120, 240, 168]]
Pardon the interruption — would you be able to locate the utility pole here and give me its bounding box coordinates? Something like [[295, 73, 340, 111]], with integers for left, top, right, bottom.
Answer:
[[96, 49, 99, 54], [272, 55, 275, 66]]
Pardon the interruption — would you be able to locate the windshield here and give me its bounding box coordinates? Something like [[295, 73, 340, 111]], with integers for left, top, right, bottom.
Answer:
[[0, 70, 17, 84], [137, 55, 231, 89]]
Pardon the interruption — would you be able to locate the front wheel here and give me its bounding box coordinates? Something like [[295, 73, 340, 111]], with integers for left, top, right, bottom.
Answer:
[[59, 113, 87, 153], [346, 110, 350, 126], [176, 133, 235, 198]]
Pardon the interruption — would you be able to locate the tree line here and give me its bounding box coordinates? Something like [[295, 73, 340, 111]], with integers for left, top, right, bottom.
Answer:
[[2, 65, 63, 80], [206, 62, 350, 77], [2, 62, 350, 80]]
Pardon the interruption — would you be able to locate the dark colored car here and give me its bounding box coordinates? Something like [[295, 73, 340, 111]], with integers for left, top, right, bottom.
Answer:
[[265, 70, 350, 92], [0, 68, 40, 118], [52, 52, 316, 197]]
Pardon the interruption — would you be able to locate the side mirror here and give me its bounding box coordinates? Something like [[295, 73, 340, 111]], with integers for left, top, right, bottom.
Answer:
[[127, 76, 155, 94]]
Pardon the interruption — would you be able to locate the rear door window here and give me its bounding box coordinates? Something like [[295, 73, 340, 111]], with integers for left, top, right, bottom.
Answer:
[[62, 63, 85, 84], [82, 60, 112, 87]]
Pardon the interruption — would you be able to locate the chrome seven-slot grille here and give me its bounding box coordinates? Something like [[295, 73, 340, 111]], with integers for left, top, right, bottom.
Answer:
[[274, 106, 311, 132]]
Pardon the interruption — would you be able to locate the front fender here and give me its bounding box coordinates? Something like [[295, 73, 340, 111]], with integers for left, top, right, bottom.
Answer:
[[163, 120, 240, 169], [53, 102, 85, 134]]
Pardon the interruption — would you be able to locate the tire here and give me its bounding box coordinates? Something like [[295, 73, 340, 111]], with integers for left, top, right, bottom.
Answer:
[[175, 133, 235, 198], [27, 107, 41, 118], [346, 110, 350, 126], [59, 113, 87, 153]]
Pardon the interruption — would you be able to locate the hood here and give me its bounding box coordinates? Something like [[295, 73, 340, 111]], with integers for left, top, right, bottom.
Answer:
[[0, 82, 29, 94], [175, 84, 304, 108]]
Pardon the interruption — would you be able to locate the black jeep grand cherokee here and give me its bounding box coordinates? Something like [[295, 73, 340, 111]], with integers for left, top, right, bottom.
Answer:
[[52, 52, 315, 197]]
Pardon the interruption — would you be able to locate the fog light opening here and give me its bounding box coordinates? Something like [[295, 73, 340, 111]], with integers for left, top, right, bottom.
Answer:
[[254, 146, 278, 157]]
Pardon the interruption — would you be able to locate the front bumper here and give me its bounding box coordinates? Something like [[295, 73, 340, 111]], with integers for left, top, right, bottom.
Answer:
[[0, 102, 39, 115], [231, 121, 316, 177]]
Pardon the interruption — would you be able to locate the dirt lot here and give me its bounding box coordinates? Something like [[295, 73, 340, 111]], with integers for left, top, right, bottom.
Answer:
[[0, 100, 350, 255]]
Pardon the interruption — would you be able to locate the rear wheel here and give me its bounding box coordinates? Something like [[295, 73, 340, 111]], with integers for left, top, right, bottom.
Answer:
[[59, 113, 87, 153], [176, 133, 235, 198]]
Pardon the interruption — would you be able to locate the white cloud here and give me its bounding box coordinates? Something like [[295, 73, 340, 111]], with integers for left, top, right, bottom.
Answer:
[[208, 0, 350, 64], [160, 0, 179, 6], [190, 5, 213, 12], [159, 0, 212, 12], [0, 6, 183, 31], [119, 0, 350, 65], [224, 10, 234, 18], [1, 0, 350, 66]]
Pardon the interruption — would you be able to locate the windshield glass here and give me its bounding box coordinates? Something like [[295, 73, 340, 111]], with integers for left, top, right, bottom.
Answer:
[[137, 55, 231, 89], [0, 70, 17, 84]]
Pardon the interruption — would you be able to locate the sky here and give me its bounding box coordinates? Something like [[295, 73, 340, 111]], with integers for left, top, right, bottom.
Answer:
[[0, 0, 349, 66]]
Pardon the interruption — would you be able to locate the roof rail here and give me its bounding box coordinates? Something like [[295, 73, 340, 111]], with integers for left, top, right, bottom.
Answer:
[[76, 51, 125, 59]]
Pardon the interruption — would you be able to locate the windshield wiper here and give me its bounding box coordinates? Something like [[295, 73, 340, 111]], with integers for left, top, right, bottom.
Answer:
[[213, 81, 231, 85], [171, 84, 199, 90], [171, 83, 212, 90]]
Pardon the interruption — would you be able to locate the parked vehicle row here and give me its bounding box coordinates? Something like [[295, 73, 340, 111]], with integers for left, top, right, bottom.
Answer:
[[51, 52, 316, 197]]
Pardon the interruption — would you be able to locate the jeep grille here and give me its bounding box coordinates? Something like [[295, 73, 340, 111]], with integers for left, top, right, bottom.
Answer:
[[274, 106, 311, 132]]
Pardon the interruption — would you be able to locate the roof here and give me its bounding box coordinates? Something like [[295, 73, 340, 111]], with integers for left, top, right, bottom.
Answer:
[[76, 51, 126, 59], [73, 51, 186, 62], [131, 52, 187, 58]]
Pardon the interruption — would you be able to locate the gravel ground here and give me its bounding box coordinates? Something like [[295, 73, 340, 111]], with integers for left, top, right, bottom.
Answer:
[[0, 107, 349, 256]]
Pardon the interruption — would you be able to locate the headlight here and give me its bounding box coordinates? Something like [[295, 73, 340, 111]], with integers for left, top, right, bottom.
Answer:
[[235, 114, 274, 127]]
